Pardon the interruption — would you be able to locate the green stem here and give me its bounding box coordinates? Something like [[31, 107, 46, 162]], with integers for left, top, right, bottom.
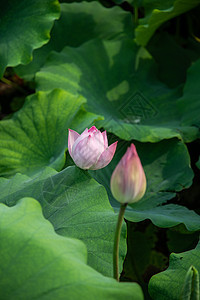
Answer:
[[134, 6, 138, 25], [1, 77, 14, 86], [113, 203, 127, 281], [1, 77, 26, 94]]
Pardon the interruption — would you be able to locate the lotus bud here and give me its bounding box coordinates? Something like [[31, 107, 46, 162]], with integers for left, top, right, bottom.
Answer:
[[110, 143, 146, 204], [68, 126, 117, 170]]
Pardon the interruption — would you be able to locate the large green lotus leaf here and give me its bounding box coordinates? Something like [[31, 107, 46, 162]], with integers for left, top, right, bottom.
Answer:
[[15, 2, 133, 79], [0, 198, 143, 300], [112, 0, 174, 9], [0, 89, 101, 177], [0, 0, 60, 78], [0, 167, 57, 201], [0, 166, 127, 277], [125, 205, 200, 231], [135, 0, 200, 46], [177, 58, 200, 128], [141, 0, 174, 15], [148, 239, 200, 300], [89, 138, 200, 231], [35, 38, 199, 143]]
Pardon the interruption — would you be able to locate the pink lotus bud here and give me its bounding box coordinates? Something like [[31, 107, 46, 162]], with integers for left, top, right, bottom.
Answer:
[[68, 126, 117, 170], [110, 144, 146, 204]]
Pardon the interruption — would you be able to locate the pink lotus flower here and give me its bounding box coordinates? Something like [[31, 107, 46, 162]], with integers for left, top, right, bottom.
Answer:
[[68, 126, 118, 170], [110, 143, 146, 204]]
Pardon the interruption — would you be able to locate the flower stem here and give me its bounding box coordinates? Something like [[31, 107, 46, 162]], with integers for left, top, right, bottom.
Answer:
[[113, 203, 127, 281]]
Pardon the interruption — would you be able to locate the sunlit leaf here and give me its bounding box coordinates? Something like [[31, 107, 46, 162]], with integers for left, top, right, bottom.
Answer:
[[0, 89, 101, 177], [0, 166, 126, 277], [0, 198, 143, 300]]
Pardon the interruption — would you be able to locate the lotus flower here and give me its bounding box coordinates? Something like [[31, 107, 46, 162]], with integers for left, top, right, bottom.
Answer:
[[110, 143, 146, 204], [68, 126, 118, 170]]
